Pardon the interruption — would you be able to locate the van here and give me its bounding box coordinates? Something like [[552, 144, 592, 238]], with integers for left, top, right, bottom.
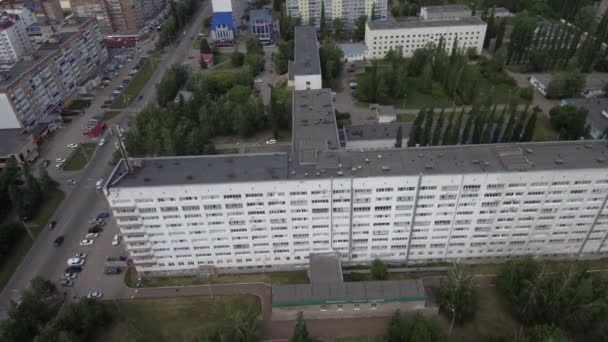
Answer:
[[96, 179, 104, 190]]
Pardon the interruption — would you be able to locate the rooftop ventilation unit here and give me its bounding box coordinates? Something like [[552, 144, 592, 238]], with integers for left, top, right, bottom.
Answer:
[[472, 159, 480, 164], [365, 158, 370, 163], [526, 148, 534, 154], [381, 166, 390, 171], [425, 164, 434, 169], [377, 154, 382, 159], [554, 159, 564, 164], [337, 171, 344, 176]]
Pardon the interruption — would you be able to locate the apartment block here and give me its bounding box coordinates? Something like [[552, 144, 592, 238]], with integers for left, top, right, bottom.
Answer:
[[286, 0, 387, 26], [0, 11, 35, 64], [0, 0, 65, 43], [0, 17, 108, 129], [364, 16, 486, 59], [106, 82, 608, 276], [69, 0, 165, 33]]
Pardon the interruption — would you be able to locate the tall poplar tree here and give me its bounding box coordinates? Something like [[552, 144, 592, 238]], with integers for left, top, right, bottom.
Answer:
[[432, 108, 445, 146]]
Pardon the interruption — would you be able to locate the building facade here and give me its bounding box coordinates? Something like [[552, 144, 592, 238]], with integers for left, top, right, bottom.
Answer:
[[286, 0, 387, 26], [0, 0, 65, 43], [364, 16, 486, 59], [69, 0, 165, 33], [250, 8, 273, 44], [0, 17, 108, 129], [0, 11, 35, 64]]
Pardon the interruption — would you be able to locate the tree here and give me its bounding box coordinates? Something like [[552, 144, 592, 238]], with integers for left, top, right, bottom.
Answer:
[[332, 18, 344, 40], [494, 19, 507, 51], [408, 109, 425, 147], [508, 14, 537, 64], [549, 104, 589, 140], [484, 7, 495, 49], [421, 109, 435, 146], [395, 125, 403, 148], [574, 5, 597, 33], [223, 310, 260, 342], [546, 70, 586, 99], [461, 112, 474, 144], [291, 312, 312, 342], [525, 324, 564, 342], [385, 311, 441, 342], [274, 39, 294, 74], [200, 39, 211, 54], [354, 16, 367, 41], [319, 40, 343, 84], [451, 108, 465, 145], [319, 1, 328, 39], [231, 49, 245, 67], [273, 0, 282, 12], [521, 111, 537, 142], [442, 110, 455, 145], [509, 109, 528, 142], [371, 258, 388, 280], [437, 265, 477, 324], [37, 167, 54, 193], [432, 109, 445, 146]]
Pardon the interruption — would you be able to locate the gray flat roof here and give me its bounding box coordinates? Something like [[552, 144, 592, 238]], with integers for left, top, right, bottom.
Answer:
[[531, 73, 608, 91], [294, 26, 321, 76], [108, 140, 608, 188], [292, 89, 340, 165], [562, 98, 608, 132], [368, 16, 486, 30], [272, 280, 426, 306], [344, 122, 412, 142], [340, 43, 367, 56], [309, 252, 343, 285], [110, 153, 290, 188], [250, 8, 271, 22], [0, 128, 31, 156], [422, 5, 469, 13]]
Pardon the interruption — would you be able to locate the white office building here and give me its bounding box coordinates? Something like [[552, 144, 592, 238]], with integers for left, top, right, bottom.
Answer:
[[0, 10, 35, 64], [364, 16, 486, 59], [286, 0, 387, 26], [106, 85, 608, 276]]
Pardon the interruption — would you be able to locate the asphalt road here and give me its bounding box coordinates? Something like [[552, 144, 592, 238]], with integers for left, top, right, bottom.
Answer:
[[0, 1, 213, 316]]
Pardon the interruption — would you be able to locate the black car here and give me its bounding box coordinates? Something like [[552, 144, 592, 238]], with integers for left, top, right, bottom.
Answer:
[[65, 266, 82, 273], [100, 104, 109, 109], [53, 235, 64, 246], [48, 220, 57, 230], [104, 266, 121, 275], [88, 226, 103, 234], [42, 159, 50, 168]]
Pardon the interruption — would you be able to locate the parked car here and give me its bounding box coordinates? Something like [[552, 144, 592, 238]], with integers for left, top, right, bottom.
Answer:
[[62, 272, 77, 280], [67, 257, 85, 266], [56, 158, 66, 163], [42, 160, 50, 168], [265, 139, 277, 145], [75, 252, 87, 259], [67, 143, 78, 148], [100, 104, 110, 109], [48, 220, 57, 230], [87, 292, 103, 299], [98, 138, 106, 146], [112, 90, 121, 95], [66, 179, 77, 185], [53, 235, 64, 246], [97, 212, 110, 219], [65, 266, 82, 273], [85, 233, 99, 239], [88, 226, 103, 234], [112, 234, 121, 246], [79, 239, 94, 246], [60, 280, 73, 287], [105, 266, 121, 275]]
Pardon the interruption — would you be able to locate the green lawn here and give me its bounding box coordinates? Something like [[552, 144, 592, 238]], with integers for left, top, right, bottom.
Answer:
[[336, 337, 384, 342], [398, 113, 417, 122], [65, 99, 91, 111], [96, 296, 260, 342], [111, 57, 160, 109], [0, 189, 65, 290], [63, 143, 96, 171], [211, 54, 237, 70], [133, 270, 309, 288], [102, 111, 121, 121]]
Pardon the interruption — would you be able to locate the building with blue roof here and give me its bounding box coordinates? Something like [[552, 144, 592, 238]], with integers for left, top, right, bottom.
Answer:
[[250, 9, 273, 44], [211, 12, 234, 45]]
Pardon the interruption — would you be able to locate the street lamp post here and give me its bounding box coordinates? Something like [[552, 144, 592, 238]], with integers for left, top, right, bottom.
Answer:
[[448, 306, 456, 337]]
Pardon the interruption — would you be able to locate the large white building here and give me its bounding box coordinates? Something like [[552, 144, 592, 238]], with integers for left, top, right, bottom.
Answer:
[[286, 0, 387, 26], [364, 16, 487, 59], [0, 10, 35, 64], [0, 17, 108, 130], [106, 84, 608, 276]]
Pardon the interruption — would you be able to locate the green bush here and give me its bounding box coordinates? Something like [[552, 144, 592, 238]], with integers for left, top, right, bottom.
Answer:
[[519, 87, 534, 101]]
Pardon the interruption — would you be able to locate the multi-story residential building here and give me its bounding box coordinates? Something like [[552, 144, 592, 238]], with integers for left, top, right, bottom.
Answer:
[[69, 0, 165, 33], [0, 11, 35, 64], [0, 17, 108, 129], [286, 0, 387, 26], [0, 0, 65, 43], [420, 5, 470, 20], [250, 8, 273, 44], [364, 16, 486, 59], [106, 78, 608, 276]]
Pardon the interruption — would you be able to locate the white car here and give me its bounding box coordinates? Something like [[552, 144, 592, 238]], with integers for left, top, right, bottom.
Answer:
[[254, 78, 263, 83], [85, 233, 99, 239], [112, 90, 121, 95], [67, 143, 78, 148], [265, 139, 277, 145], [87, 292, 103, 299], [349, 82, 358, 88], [75, 252, 87, 259], [62, 272, 77, 280], [331, 91, 337, 97], [67, 257, 84, 266], [56, 158, 66, 163], [66, 179, 78, 185], [96, 179, 104, 190], [79, 239, 94, 246], [112, 234, 121, 246], [55, 163, 64, 170], [98, 138, 106, 146]]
